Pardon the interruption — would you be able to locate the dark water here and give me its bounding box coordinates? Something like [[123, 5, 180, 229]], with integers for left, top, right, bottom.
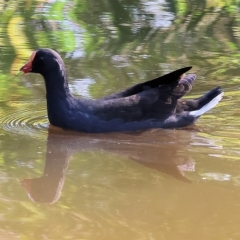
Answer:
[[0, 0, 240, 239]]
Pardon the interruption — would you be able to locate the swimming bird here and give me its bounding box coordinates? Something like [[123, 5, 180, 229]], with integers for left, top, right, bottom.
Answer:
[[19, 48, 223, 133]]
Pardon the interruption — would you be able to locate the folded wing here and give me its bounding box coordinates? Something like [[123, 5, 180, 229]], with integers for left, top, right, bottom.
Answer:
[[93, 70, 197, 122], [100, 66, 192, 100]]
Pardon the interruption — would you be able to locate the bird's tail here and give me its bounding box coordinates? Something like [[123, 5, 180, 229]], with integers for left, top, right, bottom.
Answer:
[[189, 88, 223, 117]]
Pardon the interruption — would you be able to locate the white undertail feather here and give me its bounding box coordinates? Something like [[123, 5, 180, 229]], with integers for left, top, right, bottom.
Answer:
[[189, 92, 224, 117]]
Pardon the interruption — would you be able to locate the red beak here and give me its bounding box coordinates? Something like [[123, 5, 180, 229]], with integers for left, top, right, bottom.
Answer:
[[19, 51, 36, 74]]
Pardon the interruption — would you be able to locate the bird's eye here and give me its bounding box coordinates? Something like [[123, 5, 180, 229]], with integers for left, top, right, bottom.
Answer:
[[36, 57, 44, 64], [34, 56, 45, 68]]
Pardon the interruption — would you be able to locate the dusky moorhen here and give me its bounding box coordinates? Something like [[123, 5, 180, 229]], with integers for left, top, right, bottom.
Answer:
[[20, 49, 223, 133]]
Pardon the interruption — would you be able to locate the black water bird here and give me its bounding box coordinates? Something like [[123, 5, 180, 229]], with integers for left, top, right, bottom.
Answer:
[[20, 48, 223, 133]]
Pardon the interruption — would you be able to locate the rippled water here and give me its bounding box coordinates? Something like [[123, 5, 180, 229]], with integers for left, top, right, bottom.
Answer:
[[1, 105, 48, 137], [1, 0, 240, 239]]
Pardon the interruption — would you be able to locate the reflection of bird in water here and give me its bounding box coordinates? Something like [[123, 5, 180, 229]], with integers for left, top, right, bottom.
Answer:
[[20, 134, 70, 204], [20, 49, 223, 133], [20, 126, 219, 204]]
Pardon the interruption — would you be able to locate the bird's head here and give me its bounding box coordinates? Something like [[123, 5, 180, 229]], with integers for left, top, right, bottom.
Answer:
[[20, 48, 65, 76]]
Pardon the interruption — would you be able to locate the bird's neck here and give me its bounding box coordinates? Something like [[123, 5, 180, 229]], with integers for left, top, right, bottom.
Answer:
[[43, 70, 72, 100]]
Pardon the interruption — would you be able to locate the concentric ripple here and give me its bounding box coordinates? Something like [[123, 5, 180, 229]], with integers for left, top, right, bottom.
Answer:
[[0, 107, 49, 138]]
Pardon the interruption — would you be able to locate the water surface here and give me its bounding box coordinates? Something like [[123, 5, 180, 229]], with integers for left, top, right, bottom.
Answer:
[[0, 0, 240, 239]]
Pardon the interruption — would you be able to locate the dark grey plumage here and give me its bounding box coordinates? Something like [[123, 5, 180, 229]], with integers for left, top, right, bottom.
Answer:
[[20, 48, 223, 133]]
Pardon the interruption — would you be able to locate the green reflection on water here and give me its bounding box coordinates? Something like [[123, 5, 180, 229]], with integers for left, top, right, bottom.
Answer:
[[0, 0, 240, 239]]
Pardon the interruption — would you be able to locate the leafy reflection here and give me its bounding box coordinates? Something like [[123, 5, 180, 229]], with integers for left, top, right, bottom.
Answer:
[[1, 0, 240, 76], [0, 0, 240, 239]]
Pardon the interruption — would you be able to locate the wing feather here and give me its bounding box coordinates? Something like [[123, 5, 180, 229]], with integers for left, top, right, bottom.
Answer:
[[100, 67, 192, 100]]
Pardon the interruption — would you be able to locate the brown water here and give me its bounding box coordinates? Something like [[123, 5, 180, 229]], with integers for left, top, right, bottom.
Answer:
[[0, 0, 240, 239]]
